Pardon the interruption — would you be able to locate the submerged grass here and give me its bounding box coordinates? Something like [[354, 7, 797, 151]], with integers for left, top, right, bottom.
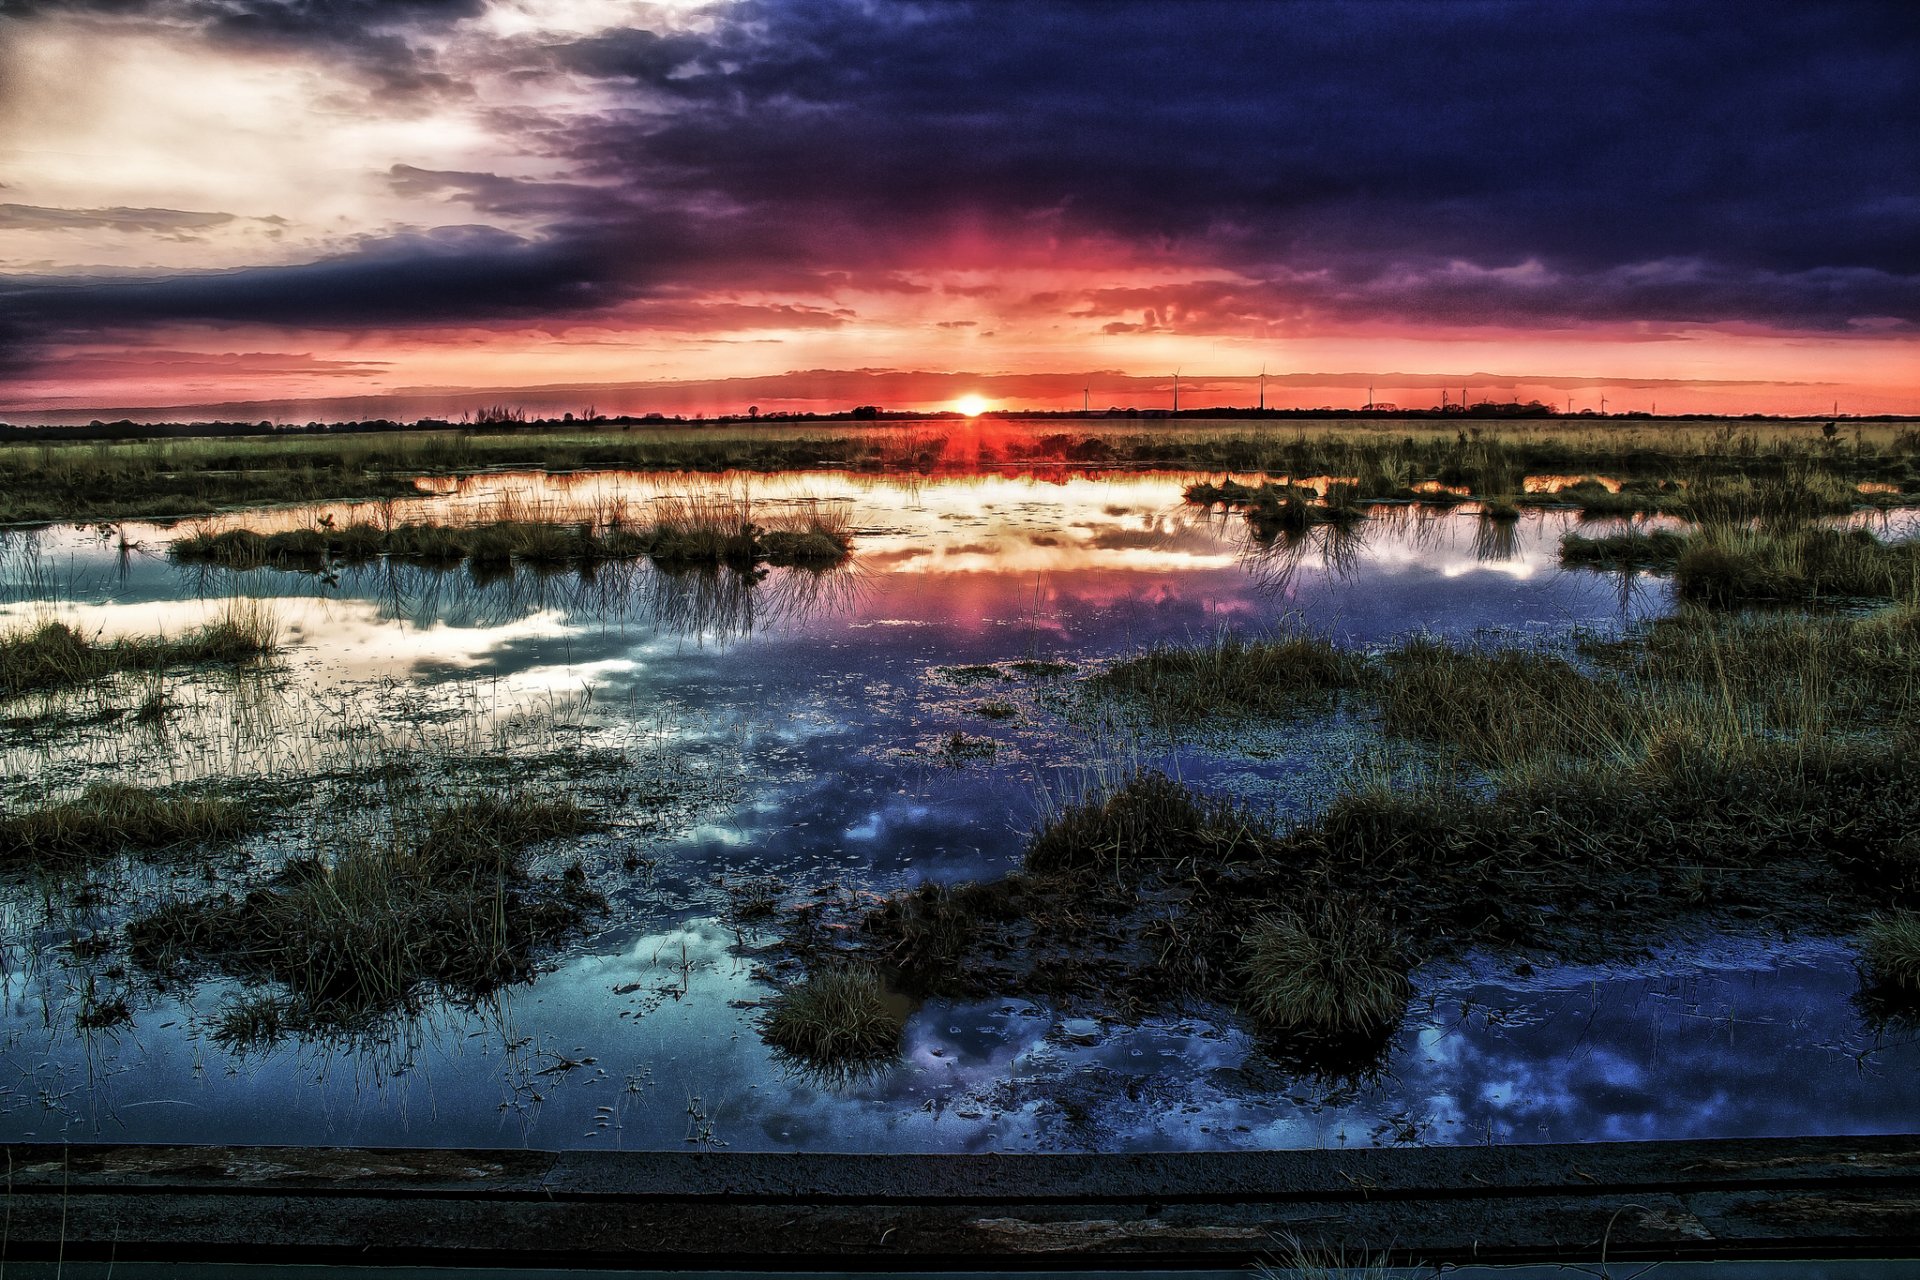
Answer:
[[0, 782, 256, 865], [1093, 627, 1364, 722], [0, 601, 277, 697], [126, 790, 602, 1031]]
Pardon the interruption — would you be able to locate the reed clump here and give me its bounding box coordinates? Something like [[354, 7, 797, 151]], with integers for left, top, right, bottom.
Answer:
[[126, 792, 602, 1031], [1188, 479, 1369, 537], [1558, 528, 1688, 568], [0, 783, 255, 864], [170, 502, 851, 575]]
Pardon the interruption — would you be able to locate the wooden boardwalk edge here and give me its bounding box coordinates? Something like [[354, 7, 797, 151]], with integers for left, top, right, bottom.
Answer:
[[3, 1133, 1918, 1268]]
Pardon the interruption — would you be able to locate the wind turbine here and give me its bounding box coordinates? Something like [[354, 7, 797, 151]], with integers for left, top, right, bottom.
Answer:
[[1172, 368, 1181, 413], [1258, 364, 1266, 411]]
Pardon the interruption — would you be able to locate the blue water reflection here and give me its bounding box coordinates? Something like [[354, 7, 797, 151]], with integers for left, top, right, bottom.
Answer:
[[0, 471, 1911, 1151]]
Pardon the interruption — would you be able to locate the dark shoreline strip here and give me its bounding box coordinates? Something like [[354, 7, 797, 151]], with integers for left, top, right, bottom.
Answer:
[[1, 1134, 1915, 1267]]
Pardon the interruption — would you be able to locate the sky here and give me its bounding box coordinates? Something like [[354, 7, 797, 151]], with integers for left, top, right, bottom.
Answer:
[[0, 0, 1915, 423]]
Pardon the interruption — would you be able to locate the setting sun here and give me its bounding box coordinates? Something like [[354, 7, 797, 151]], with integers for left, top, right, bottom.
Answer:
[[955, 394, 989, 417]]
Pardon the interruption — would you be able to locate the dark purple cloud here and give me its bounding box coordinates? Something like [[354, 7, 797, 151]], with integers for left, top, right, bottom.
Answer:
[[0, 226, 636, 328], [558, 0, 1920, 274]]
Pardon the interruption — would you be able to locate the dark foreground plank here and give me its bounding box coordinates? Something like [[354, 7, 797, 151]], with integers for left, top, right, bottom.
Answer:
[[3, 1134, 1917, 1268]]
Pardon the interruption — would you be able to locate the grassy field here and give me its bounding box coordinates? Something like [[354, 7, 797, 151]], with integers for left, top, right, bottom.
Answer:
[[3, 416, 1915, 523]]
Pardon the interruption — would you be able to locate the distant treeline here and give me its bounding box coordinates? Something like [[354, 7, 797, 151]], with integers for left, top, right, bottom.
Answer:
[[2, 403, 1911, 443]]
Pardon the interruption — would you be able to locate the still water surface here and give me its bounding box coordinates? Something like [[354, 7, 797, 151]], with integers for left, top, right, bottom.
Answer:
[[1, 471, 1913, 1150]]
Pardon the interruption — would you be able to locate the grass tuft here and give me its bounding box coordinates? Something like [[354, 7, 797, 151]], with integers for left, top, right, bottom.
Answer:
[[1859, 913, 1920, 1000], [1238, 901, 1411, 1036], [1558, 528, 1688, 569], [761, 966, 905, 1070], [1188, 478, 1370, 536], [1025, 770, 1264, 876], [1674, 526, 1920, 606], [1561, 523, 1920, 607], [1378, 634, 1639, 768]]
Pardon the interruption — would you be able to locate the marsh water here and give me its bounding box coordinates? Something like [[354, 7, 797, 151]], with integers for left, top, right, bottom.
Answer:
[[2, 470, 1915, 1151]]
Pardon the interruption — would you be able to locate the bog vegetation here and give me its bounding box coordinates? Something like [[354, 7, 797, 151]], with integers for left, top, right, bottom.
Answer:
[[128, 791, 603, 1039], [5, 418, 1918, 1079], [0, 782, 255, 864], [770, 595, 1920, 1070], [1561, 524, 1920, 605]]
